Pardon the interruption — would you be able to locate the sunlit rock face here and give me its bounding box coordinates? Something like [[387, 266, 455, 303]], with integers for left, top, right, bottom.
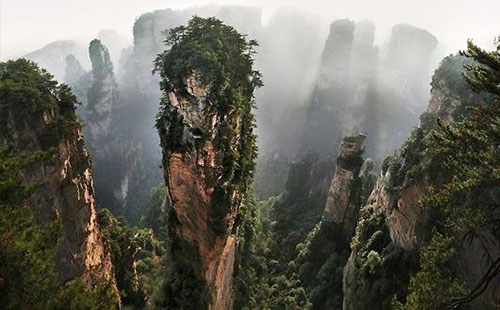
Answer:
[[0, 64, 117, 295], [155, 15, 261, 302], [157, 76, 244, 310]]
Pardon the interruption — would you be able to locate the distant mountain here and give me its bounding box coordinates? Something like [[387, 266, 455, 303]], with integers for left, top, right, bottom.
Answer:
[[23, 40, 89, 80]]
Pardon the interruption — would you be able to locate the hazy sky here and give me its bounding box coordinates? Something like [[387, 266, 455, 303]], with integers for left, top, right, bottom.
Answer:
[[1, 0, 499, 58]]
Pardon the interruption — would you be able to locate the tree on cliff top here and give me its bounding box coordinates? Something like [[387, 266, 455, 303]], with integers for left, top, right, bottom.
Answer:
[[154, 16, 262, 192], [154, 16, 262, 101]]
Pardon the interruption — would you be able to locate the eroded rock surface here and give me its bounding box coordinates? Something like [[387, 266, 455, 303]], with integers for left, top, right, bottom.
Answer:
[[323, 134, 366, 245], [0, 61, 117, 294]]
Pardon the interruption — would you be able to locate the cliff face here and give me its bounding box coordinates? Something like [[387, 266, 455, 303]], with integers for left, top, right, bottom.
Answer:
[[85, 39, 117, 144], [303, 20, 440, 163], [383, 24, 438, 109], [80, 39, 126, 214], [323, 134, 366, 245], [154, 17, 260, 310], [342, 54, 498, 309], [291, 135, 369, 309], [0, 59, 117, 299], [303, 19, 356, 157], [23, 119, 115, 286], [317, 19, 355, 90], [158, 76, 242, 310], [367, 55, 487, 250], [71, 39, 162, 222]]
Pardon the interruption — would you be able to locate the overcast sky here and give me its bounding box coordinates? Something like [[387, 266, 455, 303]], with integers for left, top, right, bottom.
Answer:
[[1, 0, 499, 58]]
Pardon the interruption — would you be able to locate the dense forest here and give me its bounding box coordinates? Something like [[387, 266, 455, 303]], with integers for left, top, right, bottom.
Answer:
[[1, 4, 500, 310]]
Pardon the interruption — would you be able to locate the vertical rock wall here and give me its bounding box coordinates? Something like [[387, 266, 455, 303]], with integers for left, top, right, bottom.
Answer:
[[0, 60, 118, 296]]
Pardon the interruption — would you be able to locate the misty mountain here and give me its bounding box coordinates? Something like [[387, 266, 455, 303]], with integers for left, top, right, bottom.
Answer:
[[2, 4, 499, 310]]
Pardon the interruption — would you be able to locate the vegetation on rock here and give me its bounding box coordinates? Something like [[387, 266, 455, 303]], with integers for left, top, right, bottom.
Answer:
[[0, 59, 119, 309], [397, 39, 500, 309]]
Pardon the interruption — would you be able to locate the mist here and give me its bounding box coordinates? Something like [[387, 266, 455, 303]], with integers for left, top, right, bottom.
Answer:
[[3, 1, 498, 203], [2, 0, 499, 59], [2, 1, 500, 308]]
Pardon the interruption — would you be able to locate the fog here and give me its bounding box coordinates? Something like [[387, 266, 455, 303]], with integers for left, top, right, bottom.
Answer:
[[2, 0, 499, 58], [2, 0, 499, 207]]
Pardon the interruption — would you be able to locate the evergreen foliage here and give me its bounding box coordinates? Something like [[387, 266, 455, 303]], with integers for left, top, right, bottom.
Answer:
[[154, 16, 261, 233], [140, 185, 168, 239], [234, 187, 274, 310], [345, 205, 417, 310], [271, 154, 334, 263], [1, 59, 80, 149], [397, 39, 500, 309]]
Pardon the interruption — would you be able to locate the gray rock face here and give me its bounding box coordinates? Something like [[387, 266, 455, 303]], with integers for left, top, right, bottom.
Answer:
[[380, 24, 438, 115], [77, 39, 158, 221], [303, 20, 440, 162], [303, 19, 356, 157], [96, 29, 129, 72], [87, 39, 116, 127], [323, 134, 366, 246], [64, 54, 87, 85], [317, 19, 355, 90]]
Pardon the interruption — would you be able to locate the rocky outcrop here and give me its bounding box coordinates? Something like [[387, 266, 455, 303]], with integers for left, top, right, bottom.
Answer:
[[302, 20, 441, 163], [95, 30, 129, 72], [154, 17, 260, 309], [317, 19, 355, 90], [303, 19, 356, 156], [0, 59, 118, 298], [323, 134, 366, 245], [157, 78, 243, 310], [85, 39, 117, 141], [26, 122, 115, 286], [367, 55, 489, 250], [74, 39, 160, 222], [342, 54, 497, 309], [292, 135, 370, 309], [79, 39, 125, 214]]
